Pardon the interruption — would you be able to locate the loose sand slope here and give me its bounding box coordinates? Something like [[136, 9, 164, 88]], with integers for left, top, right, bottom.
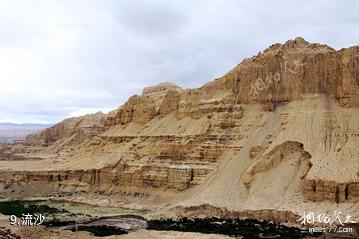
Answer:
[[0, 38, 358, 226]]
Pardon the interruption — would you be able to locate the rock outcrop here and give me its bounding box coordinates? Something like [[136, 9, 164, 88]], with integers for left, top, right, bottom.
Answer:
[[1, 38, 359, 226], [25, 112, 106, 147]]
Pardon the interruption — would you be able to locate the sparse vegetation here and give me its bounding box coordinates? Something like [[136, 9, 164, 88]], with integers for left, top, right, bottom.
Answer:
[[70, 225, 127, 237], [148, 217, 322, 239], [0, 200, 62, 217]]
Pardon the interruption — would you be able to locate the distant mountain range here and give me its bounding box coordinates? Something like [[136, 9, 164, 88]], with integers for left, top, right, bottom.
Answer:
[[0, 123, 52, 130], [0, 123, 52, 143]]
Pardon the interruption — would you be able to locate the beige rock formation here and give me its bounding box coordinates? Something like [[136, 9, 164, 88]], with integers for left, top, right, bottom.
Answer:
[[0, 38, 358, 227], [24, 112, 105, 149]]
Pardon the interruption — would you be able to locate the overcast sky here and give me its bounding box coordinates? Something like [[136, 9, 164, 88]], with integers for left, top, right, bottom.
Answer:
[[0, 0, 358, 124]]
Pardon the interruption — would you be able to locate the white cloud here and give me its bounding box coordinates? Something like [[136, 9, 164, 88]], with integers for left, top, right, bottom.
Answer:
[[0, 0, 358, 123]]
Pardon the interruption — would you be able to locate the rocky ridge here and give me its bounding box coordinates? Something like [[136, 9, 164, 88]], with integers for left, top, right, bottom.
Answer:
[[0, 37, 358, 226]]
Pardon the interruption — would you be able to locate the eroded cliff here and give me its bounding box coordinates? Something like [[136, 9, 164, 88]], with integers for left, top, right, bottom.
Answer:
[[1, 37, 358, 225]]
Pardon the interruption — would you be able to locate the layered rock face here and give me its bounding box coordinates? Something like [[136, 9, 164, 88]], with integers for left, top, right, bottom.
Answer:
[[0, 164, 211, 198], [105, 38, 359, 127], [1, 38, 358, 224], [25, 112, 106, 147], [105, 82, 182, 126], [228, 37, 359, 107]]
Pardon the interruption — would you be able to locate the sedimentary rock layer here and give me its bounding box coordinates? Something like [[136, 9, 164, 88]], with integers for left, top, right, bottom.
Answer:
[[1, 38, 358, 225]]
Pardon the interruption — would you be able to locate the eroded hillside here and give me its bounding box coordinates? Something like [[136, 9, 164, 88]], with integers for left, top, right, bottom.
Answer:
[[0, 37, 358, 225]]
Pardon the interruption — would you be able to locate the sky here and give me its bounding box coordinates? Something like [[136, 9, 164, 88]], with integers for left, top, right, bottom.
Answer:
[[0, 0, 359, 124]]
